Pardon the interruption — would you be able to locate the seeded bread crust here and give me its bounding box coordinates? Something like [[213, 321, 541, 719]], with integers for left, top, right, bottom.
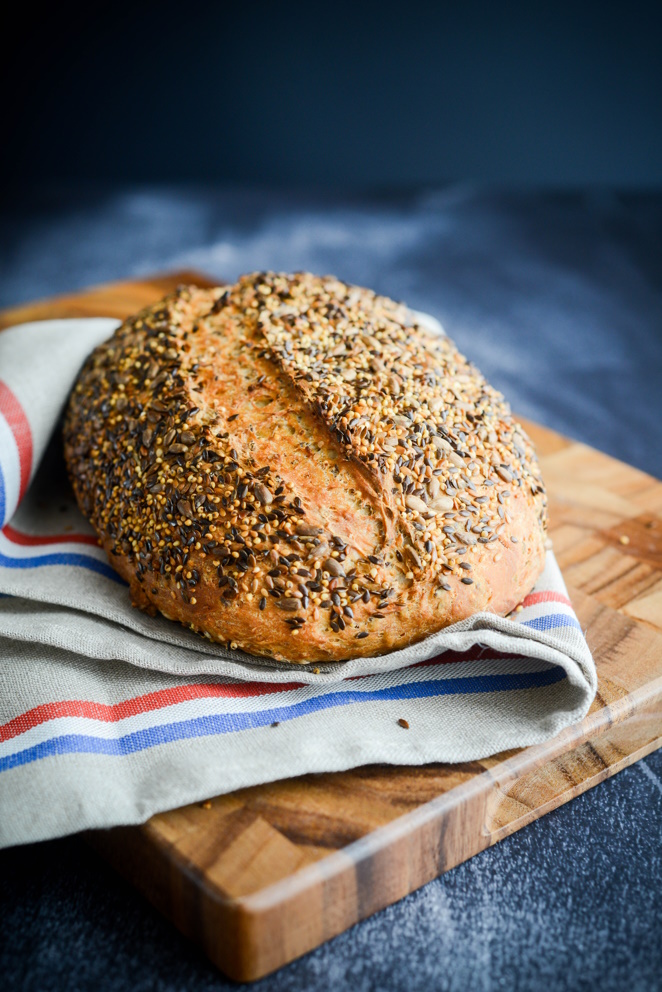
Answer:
[[63, 272, 547, 664]]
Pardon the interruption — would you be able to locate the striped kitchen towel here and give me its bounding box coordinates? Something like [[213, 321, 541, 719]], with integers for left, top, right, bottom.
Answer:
[[0, 317, 596, 848]]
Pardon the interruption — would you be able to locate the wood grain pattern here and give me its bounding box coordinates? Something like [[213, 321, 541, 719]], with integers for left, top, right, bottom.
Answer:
[[0, 272, 206, 330], [4, 273, 661, 982]]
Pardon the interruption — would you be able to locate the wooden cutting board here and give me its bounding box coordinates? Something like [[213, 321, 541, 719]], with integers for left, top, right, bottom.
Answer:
[[3, 273, 662, 982]]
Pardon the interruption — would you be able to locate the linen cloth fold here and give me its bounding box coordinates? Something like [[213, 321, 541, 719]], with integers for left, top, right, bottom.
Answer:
[[0, 317, 596, 848]]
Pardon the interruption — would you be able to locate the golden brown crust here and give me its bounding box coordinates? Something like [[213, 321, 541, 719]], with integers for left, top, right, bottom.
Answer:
[[63, 273, 547, 663]]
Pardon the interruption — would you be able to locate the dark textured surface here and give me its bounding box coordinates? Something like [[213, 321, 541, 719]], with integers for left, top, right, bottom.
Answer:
[[1, 186, 661, 991], [4, 2, 662, 186]]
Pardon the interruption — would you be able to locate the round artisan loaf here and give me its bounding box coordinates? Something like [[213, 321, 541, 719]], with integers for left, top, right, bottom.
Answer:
[[63, 272, 547, 664]]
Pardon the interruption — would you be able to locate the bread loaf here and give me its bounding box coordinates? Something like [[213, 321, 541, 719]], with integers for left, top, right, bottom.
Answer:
[[63, 272, 547, 663]]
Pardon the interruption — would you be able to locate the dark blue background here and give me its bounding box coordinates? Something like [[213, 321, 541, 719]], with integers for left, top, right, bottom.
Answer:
[[3, 0, 662, 187]]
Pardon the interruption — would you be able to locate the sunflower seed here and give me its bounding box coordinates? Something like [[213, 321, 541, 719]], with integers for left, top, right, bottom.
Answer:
[[405, 546, 422, 568], [428, 495, 455, 512], [255, 484, 273, 505], [276, 598, 300, 611], [323, 557, 345, 577], [296, 523, 323, 537], [405, 494, 428, 513]]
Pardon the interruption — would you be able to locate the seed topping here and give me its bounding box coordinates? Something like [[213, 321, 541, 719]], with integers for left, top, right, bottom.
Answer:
[[63, 273, 547, 659]]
